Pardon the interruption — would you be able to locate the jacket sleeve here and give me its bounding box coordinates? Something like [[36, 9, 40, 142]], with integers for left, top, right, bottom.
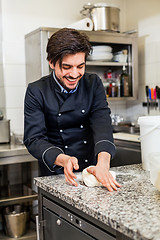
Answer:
[[89, 76, 116, 159], [23, 84, 63, 172]]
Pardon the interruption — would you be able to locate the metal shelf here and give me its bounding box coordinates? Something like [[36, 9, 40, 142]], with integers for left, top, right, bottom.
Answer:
[[0, 184, 38, 206], [86, 61, 128, 66], [0, 228, 36, 240]]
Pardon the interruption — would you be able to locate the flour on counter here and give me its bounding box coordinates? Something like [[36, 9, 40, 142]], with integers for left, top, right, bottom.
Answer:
[[155, 171, 160, 191]]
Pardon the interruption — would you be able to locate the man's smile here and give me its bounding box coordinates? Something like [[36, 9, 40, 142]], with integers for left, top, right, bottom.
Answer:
[[64, 75, 81, 82]]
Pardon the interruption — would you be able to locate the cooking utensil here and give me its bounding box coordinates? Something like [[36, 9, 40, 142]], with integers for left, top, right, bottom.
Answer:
[[151, 87, 154, 108], [154, 88, 157, 110], [156, 86, 160, 111], [145, 85, 150, 114], [80, 3, 120, 32]]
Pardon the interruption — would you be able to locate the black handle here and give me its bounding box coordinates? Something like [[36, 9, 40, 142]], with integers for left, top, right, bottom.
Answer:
[[157, 86, 160, 99], [145, 85, 149, 97]]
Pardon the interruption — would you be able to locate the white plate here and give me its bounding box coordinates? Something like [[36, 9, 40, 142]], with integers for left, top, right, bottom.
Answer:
[[92, 45, 112, 53], [87, 52, 113, 61]]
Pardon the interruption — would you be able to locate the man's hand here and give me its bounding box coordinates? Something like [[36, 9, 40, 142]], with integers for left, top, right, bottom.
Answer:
[[87, 152, 121, 192], [55, 154, 79, 186]]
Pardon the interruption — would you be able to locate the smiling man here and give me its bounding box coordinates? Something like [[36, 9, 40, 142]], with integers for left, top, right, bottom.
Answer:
[[24, 28, 120, 191]]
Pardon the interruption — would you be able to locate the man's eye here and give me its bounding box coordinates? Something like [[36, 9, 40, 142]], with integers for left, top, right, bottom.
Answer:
[[63, 66, 71, 70], [78, 65, 84, 69]]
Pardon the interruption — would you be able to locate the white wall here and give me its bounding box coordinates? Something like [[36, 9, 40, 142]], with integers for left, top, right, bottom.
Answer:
[[124, 0, 160, 120], [0, 0, 125, 134], [0, 0, 5, 115]]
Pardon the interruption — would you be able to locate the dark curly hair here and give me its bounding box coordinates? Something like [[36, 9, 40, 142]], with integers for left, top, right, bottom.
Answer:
[[46, 28, 92, 68]]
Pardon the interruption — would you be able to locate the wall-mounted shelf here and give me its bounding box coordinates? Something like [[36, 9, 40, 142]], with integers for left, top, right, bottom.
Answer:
[[0, 149, 38, 239], [0, 227, 36, 240], [86, 61, 128, 67], [25, 27, 138, 100], [0, 184, 38, 207]]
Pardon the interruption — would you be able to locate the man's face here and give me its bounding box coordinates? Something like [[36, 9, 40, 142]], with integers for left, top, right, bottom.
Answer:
[[50, 52, 85, 91]]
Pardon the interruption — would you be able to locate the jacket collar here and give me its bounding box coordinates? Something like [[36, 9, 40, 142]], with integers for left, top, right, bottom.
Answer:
[[50, 72, 77, 113]]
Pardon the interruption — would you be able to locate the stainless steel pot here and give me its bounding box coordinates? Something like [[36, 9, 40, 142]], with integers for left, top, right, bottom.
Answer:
[[4, 205, 28, 238], [80, 3, 120, 32]]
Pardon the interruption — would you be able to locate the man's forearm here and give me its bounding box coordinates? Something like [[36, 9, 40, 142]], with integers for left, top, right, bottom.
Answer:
[[97, 152, 111, 169]]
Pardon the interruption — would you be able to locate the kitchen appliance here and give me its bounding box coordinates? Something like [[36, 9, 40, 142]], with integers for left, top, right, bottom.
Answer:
[[80, 3, 120, 32], [0, 120, 10, 143], [41, 197, 116, 240], [111, 138, 141, 167]]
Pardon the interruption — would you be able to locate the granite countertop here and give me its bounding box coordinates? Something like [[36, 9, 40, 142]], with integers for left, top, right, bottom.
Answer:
[[34, 164, 160, 240]]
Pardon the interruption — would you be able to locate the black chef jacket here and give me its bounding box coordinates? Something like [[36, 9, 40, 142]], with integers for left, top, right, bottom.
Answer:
[[24, 72, 116, 176]]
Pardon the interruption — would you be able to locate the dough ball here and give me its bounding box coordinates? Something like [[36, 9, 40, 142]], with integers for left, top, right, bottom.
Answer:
[[82, 165, 116, 187]]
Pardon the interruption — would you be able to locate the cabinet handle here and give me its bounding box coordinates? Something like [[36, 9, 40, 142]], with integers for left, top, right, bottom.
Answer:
[[56, 219, 61, 226], [36, 215, 40, 240]]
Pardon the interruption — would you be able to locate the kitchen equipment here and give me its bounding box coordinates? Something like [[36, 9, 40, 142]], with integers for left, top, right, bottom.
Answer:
[[42, 197, 116, 240], [149, 152, 160, 191], [4, 205, 28, 238], [112, 121, 140, 134], [80, 3, 120, 32], [87, 45, 113, 61], [113, 49, 128, 63], [138, 116, 160, 171], [25, 28, 138, 99], [0, 110, 3, 120], [111, 137, 141, 167], [156, 86, 160, 111], [12, 132, 23, 145], [145, 85, 150, 114], [154, 88, 157, 110], [0, 120, 10, 143]]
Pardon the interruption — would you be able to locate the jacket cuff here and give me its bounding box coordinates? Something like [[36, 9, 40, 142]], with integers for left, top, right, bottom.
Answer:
[[42, 146, 64, 172], [95, 140, 116, 159]]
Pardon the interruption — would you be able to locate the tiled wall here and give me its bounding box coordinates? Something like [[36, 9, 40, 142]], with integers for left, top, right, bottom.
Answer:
[[124, 0, 160, 121], [0, 1, 5, 116], [0, 0, 125, 134]]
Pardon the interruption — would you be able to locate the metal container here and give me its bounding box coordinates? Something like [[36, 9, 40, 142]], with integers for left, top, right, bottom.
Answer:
[[0, 120, 10, 143], [4, 205, 28, 238], [80, 3, 120, 32]]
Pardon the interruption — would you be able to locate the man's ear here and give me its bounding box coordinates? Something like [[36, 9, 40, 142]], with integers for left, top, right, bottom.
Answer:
[[49, 61, 54, 69]]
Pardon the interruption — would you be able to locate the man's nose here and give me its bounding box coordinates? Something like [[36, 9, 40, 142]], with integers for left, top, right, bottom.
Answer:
[[70, 67, 79, 78]]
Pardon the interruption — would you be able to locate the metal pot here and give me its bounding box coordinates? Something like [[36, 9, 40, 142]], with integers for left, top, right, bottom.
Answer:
[[80, 3, 120, 32], [3, 205, 28, 238]]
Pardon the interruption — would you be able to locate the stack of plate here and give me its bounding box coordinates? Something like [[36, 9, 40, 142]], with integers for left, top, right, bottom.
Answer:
[[87, 45, 113, 61]]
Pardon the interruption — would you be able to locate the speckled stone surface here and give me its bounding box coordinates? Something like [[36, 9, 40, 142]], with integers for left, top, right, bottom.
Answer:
[[34, 164, 160, 240]]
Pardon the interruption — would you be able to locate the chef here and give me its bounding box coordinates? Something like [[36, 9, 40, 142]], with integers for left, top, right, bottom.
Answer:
[[24, 28, 120, 191]]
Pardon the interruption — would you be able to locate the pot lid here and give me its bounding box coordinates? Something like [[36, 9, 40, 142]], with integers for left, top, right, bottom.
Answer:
[[94, 2, 120, 9], [94, 2, 108, 7], [82, 2, 120, 11]]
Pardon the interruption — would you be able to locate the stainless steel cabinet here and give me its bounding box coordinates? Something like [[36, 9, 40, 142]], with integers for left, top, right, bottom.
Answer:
[[0, 150, 38, 240], [25, 27, 138, 100]]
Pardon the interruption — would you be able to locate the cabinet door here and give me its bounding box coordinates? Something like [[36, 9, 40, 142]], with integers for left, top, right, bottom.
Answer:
[[43, 208, 95, 240]]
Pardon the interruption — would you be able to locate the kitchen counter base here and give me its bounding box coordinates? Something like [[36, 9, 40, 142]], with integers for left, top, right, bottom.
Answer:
[[35, 164, 160, 240]]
